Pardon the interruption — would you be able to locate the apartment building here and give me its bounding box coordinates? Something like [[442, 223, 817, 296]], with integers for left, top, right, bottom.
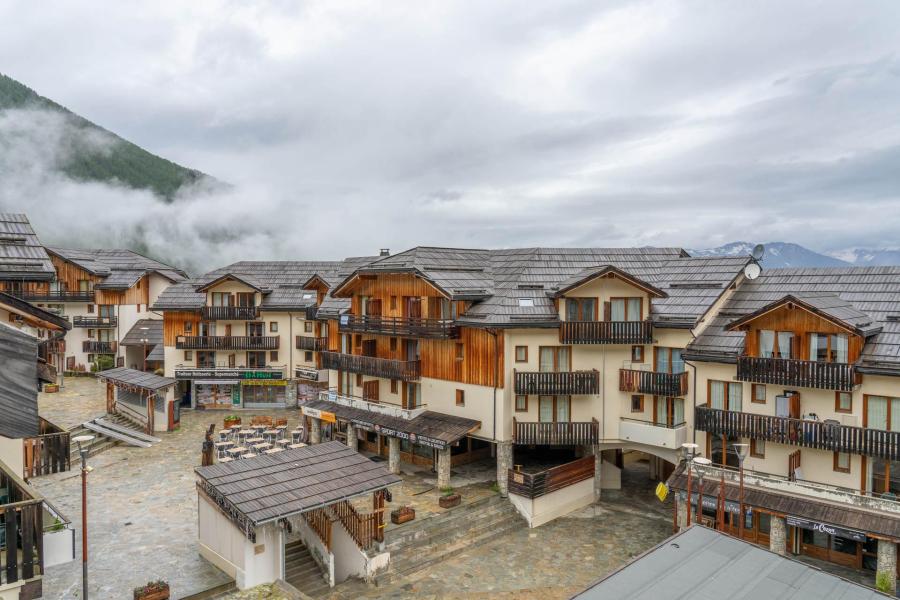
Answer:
[[677, 266, 900, 587], [299, 247, 751, 495], [152, 258, 375, 417]]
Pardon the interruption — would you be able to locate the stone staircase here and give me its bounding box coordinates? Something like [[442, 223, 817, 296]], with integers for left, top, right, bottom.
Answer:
[[67, 414, 139, 461], [375, 494, 524, 585], [284, 539, 330, 597]]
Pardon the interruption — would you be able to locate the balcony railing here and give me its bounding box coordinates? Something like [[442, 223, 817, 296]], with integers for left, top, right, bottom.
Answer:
[[7, 289, 95, 302], [512, 418, 599, 445], [695, 406, 900, 461], [514, 370, 600, 395], [736, 356, 856, 391], [560, 320, 653, 345], [296, 336, 328, 351], [72, 316, 117, 328], [619, 368, 688, 397], [507, 455, 595, 499], [200, 306, 259, 320], [619, 417, 687, 449], [22, 417, 70, 479], [317, 390, 426, 421], [175, 336, 280, 350], [339, 315, 459, 339], [321, 351, 420, 381], [82, 340, 117, 353], [0, 462, 45, 587]]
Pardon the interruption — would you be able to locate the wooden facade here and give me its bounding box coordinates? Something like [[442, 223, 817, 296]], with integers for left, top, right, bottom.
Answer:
[[163, 311, 202, 346]]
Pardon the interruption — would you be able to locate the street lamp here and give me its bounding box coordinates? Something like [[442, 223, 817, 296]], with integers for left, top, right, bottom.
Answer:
[[73, 435, 95, 600], [681, 443, 698, 526], [732, 442, 750, 538], [692, 457, 712, 527]]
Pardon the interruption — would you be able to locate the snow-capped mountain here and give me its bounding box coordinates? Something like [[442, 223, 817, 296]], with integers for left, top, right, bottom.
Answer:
[[826, 248, 900, 267], [689, 242, 850, 268]]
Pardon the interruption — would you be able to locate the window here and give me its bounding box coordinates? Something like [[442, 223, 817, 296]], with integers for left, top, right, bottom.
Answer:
[[655, 347, 685, 373], [184, 321, 193, 334], [391, 379, 398, 394], [752, 384, 766, 404], [835, 392, 852, 413], [631, 395, 644, 412], [709, 380, 742, 411], [78, 280, 91, 293], [517, 298, 534, 308], [270, 350, 279, 361], [456, 390, 465, 406], [538, 396, 570, 422], [455, 343, 464, 361], [270, 322, 278, 333], [87, 304, 94, 314], [184, 351, 193, 361], [304, 351, 313, 362], [515, 395, 528, 411], [565, 298, 597, 321], [87, 329, 95, 339], [304, 322, 314, 333], [136, 304, 141, 313], [631, 346, 644, 362], [390, 296, 397, 311], [758, 330, 794, 359], [654, 396, 684, 427], [356, 374, 364, 387], [247, 351, 266, 367], [834, 452, 851, 473], [751, 439, 765, 458], [389, 337, 398, 352], [539, 347, 571, 372], [809, 333, 849, 363], [406, 382, 422, 409], [610, 297, 642, 321], [515, 346, 528, 362], [211, 292, 231, 306]]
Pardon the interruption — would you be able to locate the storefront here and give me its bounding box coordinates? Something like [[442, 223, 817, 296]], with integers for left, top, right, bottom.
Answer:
[[195, 381, 240, 410], [175, 368, 288, 410], [295, 367, 328, 403]]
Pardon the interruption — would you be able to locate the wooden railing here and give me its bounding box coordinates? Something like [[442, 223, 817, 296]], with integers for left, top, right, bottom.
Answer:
[[560, 320, 653, 344], [619, 369, 688, 397], [9, 290, 94, 302], [200, 306, 259, 320], [304, 508, 333, 551], [82, 340, 117, 353], [72, 316, 117, 328], [514, 370, 600, 395], [513, 418, 599, 445], [321, 352, 420, 381], [296, 336, 328, 351], [507, 455, 595, 499], [22, 418, 70, 479], [330, 500, 378, 551], [736, 356, 856, 391], [339, 315, 459, 339], [695, 406, 900, 461], [0, 464, 44, 586], [39, 338, 65, 355], [175, 336, 280, 350]]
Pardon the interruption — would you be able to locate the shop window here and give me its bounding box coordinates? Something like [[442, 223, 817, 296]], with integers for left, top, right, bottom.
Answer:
[[515, 346, 527, 362], [757, 512, 771, 535], [834, 452, 851, 473], [515, 395, 528, 411], [750, 439, 765, 458], [304, 322, 313, 333], [270, 322, 278, 333], [835, 392, 852, 413], [304, 351, 313, 362], [184, 351, 193, 361], [456, 389, 465, 406], [752, 384, 766, 404], [631, 395, 644, 413], [631, 346, 644, 362]]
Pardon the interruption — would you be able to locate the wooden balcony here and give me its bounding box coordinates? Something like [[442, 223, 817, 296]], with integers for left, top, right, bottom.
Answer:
[[507, 455, 595, 499], [514, 370, 600, 395], [296, 336, 328, 351], [0, 462, 45, 588], [175, 336, 280, 350], [339, 315, 459, 339], [560, 320, 653, 345], [10, 290, 94, 302], [619, 368, 688, 397], [513, 418, 599, 445], [72, 316, 117, 328], [22, 417, 70, 479], [200, 306, 259, 320], [82, 340, 117, 353], [695, 406, 900, 461], [736, 356, 856, 391], [321, 351, 420, 381]]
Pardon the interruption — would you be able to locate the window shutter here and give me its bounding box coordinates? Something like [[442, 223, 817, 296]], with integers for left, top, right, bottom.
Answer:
[[793, 335, 801, 359], [603, 301, 611, 322]]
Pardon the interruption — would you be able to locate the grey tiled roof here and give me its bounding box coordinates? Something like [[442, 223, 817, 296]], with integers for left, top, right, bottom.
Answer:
[[686, 267, 900, 373], [97, 366, 175, 391], [0, 213, 55, 281], [47, 247, 187, 289], [120, 319, 163, 346]]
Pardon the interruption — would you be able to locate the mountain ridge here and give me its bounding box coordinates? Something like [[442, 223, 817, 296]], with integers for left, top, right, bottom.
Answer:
[[690, 241, 900, 268]]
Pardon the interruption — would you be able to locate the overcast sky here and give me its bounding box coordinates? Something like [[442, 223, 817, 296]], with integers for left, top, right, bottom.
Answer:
[[2, 1, 900, 271]]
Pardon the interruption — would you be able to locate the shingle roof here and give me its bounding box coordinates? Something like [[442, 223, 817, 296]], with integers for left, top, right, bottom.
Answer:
[[686, 266, 900, 373], [195, 441, 401, 526], [574, 526, 883, 600], [0, 292, 72, 331], [0, 213, 55, 281], [47, 247, 187, 289], [0, 321, 39, 438], [120, 319, 163, 346], [97, 367, 176, 391]]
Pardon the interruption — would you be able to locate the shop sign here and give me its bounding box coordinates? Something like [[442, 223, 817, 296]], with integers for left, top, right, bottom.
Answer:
[[373, 424, 447, 449], [302, 406, 336, 423], [231, 386, 241, 406], [686, 492, 743, 515], [175, 369, 284, 380], [350, 419, 375, 431], [785, 516, 866, 542], [242, 380, 287, 386], [340, 315, 350, 326]]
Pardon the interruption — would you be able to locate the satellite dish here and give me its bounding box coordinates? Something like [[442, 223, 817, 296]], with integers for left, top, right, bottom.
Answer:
[[744, 263, 761, 280], [751, 244, 765, 261]]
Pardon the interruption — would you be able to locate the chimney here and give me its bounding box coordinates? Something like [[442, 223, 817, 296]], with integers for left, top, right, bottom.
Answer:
[[379, 248, 390, 257]]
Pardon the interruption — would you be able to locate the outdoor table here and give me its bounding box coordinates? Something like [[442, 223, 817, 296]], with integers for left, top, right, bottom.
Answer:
[[263, 429, 279, 442], [252, 442, 271, 451], [228, 446, 247, 457], [292, 430, 304, 443], [276, 439, 291, 448], [242, 453, 258, 459], [288, 443, 307, 449], [264, 448, 283, 454], [246, 437, 264, 445], [217, 430, 232, 440], [218, 456, 233, 463]]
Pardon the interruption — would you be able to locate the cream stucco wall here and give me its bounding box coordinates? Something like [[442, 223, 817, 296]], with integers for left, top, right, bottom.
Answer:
[[0, 437, 24, 479]]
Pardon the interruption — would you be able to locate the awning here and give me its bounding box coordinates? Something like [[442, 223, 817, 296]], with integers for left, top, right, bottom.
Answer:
[[145, 344, 165, 362], [302, 398, 481, 450], [195, 380, 240, 386], [97, 367, 176, 393]]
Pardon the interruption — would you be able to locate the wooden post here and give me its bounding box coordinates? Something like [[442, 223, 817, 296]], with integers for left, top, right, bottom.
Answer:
[[373, 490, 385, 543], [201, 424, 215, 466]]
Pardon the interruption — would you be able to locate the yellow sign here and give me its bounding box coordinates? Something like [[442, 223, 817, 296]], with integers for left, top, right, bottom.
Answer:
[[242, 380, 287, 386], [302, 406, 337, 423], [655, 482, 669, 502], [320, 411, 337, 424]]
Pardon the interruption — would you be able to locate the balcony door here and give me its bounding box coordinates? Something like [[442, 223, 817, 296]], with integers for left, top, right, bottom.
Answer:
[[236, 292, 254, 307], [404, 339, 420, 361], [247, 322, 264, 337], [539, 395, 570, 423], [98, 305, 114, 320], [865, 395, 900, 497], [405, 297, 422, 319], [709, 380, 742, 412], [809, 333, 849, 363], [609, 297, 642, 322], [539, 347, 571, 372], [247, 351, 266, 368], [98, 328, 113, 343], [654, 396, 684, 427], [361, 339, 377, 358], [363, 380, 379, 402], [566, 298, 597, 322], [655, 347, 684, 373], [758, 330, 795, 359], [198, 351, 216, 368], [211, 292, 232, 307], [199, 322, 216, 337]]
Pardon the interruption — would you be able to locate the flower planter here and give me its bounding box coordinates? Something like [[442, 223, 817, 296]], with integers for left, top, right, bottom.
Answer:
[[134, 583, 169, 600], [391, 506, 416, 524], [439, 493, 461, 509], [223, 417, 241, 429], [43, 384, 59, 393]]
